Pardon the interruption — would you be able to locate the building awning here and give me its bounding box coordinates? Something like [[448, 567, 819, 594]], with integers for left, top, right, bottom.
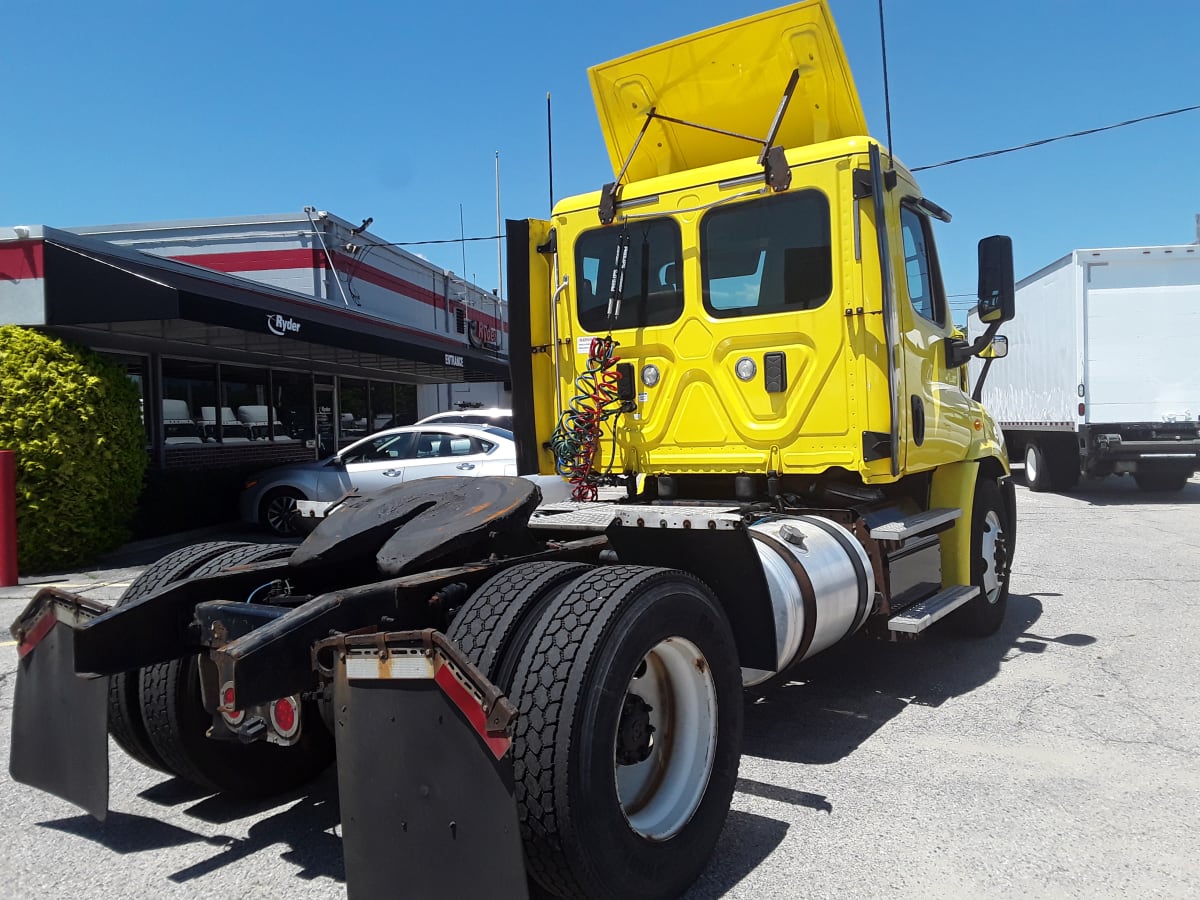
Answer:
[[22, 229, 509, 379]]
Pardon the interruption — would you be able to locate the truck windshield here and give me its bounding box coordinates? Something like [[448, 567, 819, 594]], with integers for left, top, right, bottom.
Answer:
[[575, 218, 684, 332], [700, 190, 832, 318]]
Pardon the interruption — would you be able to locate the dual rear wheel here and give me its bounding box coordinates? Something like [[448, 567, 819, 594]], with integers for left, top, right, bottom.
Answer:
[[449, 562, 743, 900], [108, 542, 334, 795]]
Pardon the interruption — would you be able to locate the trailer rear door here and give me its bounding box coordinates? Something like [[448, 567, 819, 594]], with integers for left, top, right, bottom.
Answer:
[[1083, 249, 1200, 424]]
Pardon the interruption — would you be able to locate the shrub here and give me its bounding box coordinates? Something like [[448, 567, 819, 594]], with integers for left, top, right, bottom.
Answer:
[[0, 325, 147, 572]]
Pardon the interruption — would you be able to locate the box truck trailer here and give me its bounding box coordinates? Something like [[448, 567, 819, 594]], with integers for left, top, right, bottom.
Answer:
[[969, 245, 1200, 492]]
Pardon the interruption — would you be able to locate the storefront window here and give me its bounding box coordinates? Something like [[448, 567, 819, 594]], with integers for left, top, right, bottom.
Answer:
[[369, 382, 395, 431], [272, 370, 315, 446], [162, 359, 216, 445], [338, 378, 370, 446], [395, 384, 418, 427], [217, 365, 266, 443]]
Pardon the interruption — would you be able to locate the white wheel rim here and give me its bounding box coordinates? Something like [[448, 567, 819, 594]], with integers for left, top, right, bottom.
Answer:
[[981, 509, 1004, 603], [614, 637, 718, 841], [1024, 446, 1039, 483]]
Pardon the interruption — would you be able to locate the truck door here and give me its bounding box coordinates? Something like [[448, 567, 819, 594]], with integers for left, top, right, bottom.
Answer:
[[896, 202, 974, 471]]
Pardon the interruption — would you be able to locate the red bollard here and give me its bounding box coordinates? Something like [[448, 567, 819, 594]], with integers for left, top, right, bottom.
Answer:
[[0, 450, 17, 586]]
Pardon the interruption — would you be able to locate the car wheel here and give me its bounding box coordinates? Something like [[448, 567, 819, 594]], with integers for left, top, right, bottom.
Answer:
[[260, 487, 304, 536]]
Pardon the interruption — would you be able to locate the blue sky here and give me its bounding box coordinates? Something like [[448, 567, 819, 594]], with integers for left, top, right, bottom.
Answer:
[[4, 1, 1197, 320]]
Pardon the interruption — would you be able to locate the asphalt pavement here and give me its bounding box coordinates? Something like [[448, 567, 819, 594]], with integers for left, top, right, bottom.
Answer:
[[0, 476, 1198, 898]]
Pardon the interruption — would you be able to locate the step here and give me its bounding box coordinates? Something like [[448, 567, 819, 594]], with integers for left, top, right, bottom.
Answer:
[[869, 507, 961, 541], [887, 584, 979, 633]]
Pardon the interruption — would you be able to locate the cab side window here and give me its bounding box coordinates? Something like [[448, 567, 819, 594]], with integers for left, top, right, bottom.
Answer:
[[900, 205, 947, 327]]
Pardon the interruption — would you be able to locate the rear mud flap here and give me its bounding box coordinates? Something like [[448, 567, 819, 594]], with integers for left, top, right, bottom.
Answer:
[[317, 631, 528, 900], [9, 591, 111, 820]]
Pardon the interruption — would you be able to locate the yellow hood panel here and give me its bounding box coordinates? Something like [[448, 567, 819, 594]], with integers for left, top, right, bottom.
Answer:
[[588, 1, 867, 183]]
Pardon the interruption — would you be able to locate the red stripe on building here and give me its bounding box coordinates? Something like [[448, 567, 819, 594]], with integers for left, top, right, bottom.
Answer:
[[172, 248, 320, 273], [0, 240, 45, 280], [170, 248, 507, 333]]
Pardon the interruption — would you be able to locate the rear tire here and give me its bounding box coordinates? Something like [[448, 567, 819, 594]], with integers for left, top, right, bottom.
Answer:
[[1134, 471, 1189, 492], [510, 565, 742, 900], [139, 543, 334, 795], [446, 561, 593, 690], [108, 540, 250, 772], [1025, 441, 1077, 492], [952, 478, 1012, 637]]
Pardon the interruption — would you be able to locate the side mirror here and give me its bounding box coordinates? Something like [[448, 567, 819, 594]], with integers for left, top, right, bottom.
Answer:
[[978, 334, 1009, 359], [977, 235, 1015, 324]]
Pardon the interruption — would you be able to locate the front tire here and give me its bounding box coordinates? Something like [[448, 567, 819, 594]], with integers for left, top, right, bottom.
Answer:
[[260, 487, 303, 537], [952, 478, 1012, 637], [510, 566, 742, 900]]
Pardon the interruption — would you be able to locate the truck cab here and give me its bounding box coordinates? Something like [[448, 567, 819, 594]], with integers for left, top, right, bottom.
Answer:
[[509, 2, 1013, 503]]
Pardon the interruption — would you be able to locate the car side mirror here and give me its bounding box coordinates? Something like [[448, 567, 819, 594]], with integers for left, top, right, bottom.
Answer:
[[977, 235, 1015, 324], [978, 334, 1008, 359]]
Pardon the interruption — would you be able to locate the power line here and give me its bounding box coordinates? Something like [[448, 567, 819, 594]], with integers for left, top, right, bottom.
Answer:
[[363, 233, 505, 248], [913, 103, 1200, 172], [356, 102, 1199, 252]]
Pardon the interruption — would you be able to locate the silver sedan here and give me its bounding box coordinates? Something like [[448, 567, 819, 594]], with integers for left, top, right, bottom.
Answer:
[[239, 423, 566, 536]]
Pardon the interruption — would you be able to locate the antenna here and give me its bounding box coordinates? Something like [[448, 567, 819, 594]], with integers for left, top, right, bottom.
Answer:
[[495, 150, 503, 300], [459, 203, 468, 277], [877, 0, 895, 169], [547, 92, 555, 214]]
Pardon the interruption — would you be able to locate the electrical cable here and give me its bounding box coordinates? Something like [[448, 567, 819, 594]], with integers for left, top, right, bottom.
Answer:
[[913, 103, 1200, 172]]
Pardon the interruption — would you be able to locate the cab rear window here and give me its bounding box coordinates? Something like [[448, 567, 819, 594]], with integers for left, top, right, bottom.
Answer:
[[701, 190, 832, 318], [575, 218, 684, 331]]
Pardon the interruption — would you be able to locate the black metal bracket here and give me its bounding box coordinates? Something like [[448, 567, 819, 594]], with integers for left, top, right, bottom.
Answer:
[[862, 430, 894, 462], [762, 145, 793, 192]]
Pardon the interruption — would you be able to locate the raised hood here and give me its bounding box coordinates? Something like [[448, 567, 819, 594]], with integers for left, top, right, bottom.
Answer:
[[588, 0, 867, 183]]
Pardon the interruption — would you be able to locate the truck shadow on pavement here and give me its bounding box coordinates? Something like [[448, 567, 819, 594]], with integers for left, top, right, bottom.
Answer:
[[741, 593, 1094, 766], [39, 772, 345, 884]]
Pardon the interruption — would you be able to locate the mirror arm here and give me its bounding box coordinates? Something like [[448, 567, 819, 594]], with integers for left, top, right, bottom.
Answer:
[[971, 356, 996, 403], [944, 319, 1002, 369]]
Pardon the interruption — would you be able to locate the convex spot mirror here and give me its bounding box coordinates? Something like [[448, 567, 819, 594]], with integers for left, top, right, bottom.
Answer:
[[978, 334, 1008, 359], [977, 235, 1015, 324]]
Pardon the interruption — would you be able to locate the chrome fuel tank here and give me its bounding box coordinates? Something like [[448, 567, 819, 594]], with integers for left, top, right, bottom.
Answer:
[[742, 516, 874, 686]]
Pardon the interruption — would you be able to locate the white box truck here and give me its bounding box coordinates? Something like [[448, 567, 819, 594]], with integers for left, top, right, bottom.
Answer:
[[969, 244, 1200, 492]]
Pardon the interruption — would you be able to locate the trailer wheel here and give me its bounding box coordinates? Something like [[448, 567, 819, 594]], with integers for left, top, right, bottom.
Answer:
[[1134, 471, 1189, 492], [108, 540, 251, 772], [510, 566, 742, 900], [1025, 441, 1077, 492], [139, 543, 335, 796], [446, 561, 592, 689], [952, 478, 1012, 637]]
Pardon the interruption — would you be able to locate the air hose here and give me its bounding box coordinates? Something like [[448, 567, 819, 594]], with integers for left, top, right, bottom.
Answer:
[[549, 335, 624, 501]]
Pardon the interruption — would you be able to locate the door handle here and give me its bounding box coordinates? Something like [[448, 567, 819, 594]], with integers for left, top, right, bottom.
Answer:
[[456, 463, 475, 471], [382, 469, 403, 477]]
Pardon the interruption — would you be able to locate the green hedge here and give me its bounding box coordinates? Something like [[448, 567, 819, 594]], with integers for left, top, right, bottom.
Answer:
[[0, 325, 147, 573]]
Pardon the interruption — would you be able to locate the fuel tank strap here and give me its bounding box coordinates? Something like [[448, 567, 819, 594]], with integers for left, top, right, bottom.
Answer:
[[749, 531, 818, 667]]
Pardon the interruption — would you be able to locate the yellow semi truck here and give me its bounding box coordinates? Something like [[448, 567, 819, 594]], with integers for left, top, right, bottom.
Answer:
[[10, 3, 1016, 898]]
